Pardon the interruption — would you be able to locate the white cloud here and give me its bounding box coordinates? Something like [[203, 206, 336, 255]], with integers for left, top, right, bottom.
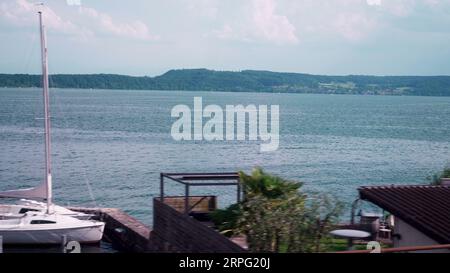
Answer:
[[367, 0, 382, 6], [251, 0, 299, 44], [278, 0, 381, 42], [0, 0, 158, 41], [335, 12, 377, 41], [214, 24, 234, 40], [0, 0, 82, 35], [381, 0, 416, 17], [367, 0, 442, 17], [185, 0, 219, 18], [2, 0, 448, 47], [214, 0, 298, 45], [77, 6, 159, 41], [213, 0, 450, 44]]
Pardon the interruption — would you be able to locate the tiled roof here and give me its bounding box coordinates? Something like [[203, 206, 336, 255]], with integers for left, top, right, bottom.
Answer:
[[358, 185, 450, 244]]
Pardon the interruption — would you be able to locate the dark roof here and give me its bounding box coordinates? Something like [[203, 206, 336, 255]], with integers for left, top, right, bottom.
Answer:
[[359, 185, 450, 244]]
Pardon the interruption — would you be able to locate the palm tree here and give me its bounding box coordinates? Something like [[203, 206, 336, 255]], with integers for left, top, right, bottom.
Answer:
[[212, 167, 342, 253], [239, 167, 302, 199]]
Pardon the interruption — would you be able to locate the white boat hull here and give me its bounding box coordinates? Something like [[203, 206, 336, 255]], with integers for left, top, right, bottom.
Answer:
[[0, 223, 105, 244]]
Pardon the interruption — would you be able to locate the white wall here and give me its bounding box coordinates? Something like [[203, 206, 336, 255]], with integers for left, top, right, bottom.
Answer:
[[393, 217, 449, 253]]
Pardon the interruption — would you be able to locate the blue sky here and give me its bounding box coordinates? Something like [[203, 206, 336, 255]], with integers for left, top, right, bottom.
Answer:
[[1, 0, 450, 76]]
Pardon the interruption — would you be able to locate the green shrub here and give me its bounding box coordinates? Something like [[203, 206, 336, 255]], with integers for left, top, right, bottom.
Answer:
[[210, 203, 241, 237], [428, 166, 450, 185], [210, 167, 343, 252]]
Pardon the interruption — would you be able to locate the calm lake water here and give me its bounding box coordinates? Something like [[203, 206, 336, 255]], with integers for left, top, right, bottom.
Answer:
[[1, 88, 449, 224]]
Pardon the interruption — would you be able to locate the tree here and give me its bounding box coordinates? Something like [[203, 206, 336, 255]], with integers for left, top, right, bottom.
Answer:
[[211, 167, 343, 253]]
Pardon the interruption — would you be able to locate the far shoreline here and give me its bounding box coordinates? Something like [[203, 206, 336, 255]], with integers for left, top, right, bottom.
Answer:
[[2, 69, 450, 96], [2, 86, 450, 99]]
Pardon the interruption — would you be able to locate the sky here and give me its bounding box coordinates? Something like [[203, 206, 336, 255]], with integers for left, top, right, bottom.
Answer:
[[1, 0, 450, 76]]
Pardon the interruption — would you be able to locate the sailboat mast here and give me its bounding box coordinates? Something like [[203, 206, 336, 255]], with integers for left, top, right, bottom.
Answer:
[[38, 11, 52, 214]]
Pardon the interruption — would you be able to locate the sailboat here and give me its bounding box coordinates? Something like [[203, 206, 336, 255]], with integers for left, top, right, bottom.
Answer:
[[0, 9, 105, 244]]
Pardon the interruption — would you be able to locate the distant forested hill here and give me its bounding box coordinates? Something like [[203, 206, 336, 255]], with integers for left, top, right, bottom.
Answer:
[[1, 69, 450, 96]]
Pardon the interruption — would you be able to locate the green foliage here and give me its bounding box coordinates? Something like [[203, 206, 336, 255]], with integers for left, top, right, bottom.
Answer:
[[210, 203, 241, 237], [428, 166, 450, 185], [239, 168, 301, 199], [284, 194, 343, 253], [2, 69, 450, 96], [237, 191, 342, 253], [212, 167, 343, 253], [443, 167, 450, 178]]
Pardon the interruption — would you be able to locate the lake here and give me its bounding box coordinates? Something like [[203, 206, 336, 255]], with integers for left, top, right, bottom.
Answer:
[[1, 88, 449, 224]]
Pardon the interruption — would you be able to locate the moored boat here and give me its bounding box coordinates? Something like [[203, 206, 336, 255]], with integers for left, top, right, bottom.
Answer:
[[0, 6, 105, 245]]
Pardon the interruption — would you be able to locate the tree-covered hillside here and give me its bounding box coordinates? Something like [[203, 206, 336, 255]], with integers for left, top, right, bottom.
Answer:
[[1, 69, 450, 96]]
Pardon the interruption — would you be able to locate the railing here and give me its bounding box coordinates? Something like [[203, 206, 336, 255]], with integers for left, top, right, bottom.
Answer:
[[160, 172, 242, 214]]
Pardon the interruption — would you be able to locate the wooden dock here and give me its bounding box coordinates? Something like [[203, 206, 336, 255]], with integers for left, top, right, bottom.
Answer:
[[69, 195, 247, 253], [69, 207, 151, 252]]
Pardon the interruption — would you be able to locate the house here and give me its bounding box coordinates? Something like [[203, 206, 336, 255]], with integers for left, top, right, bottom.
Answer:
[[358, 185, 450, 253]]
